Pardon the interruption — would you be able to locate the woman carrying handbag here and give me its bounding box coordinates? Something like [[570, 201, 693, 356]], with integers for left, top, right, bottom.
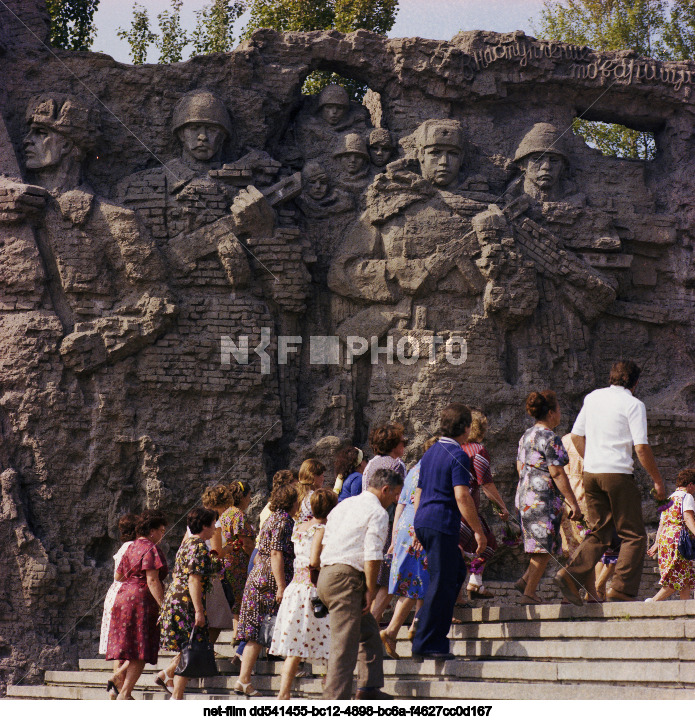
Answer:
[[159, 508, 221, 699]]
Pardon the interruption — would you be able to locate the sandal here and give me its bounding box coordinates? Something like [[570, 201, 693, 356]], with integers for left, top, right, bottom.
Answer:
[[514, 578, 527, 594], [407, 618, 419, 641], [106, 679, 119, 700], [519, 594, 542, 605], [379, 630, 400, 659], [467, 584, 494, 599], [155, 669, 174, 696], [233, 680, 261, 697]]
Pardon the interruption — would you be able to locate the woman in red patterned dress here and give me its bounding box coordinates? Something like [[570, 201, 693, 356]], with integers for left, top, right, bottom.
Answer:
[[106, 509, 168, 699]]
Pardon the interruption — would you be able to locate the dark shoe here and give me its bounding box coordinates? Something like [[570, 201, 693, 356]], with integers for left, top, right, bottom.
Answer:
[[354, 688, 393, 700], [606, 588, 637, 602], [519, 594, 542, 605], [420, 652, 456, 661], [554, 570, 584, 607]]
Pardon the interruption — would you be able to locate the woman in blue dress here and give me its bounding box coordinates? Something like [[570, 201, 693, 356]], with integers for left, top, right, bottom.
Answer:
[[379, 439, 436, 659]]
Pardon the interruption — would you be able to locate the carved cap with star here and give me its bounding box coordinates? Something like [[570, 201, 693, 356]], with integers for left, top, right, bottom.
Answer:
[[26, 94, 100, 152], [415, 119, 465, 151]]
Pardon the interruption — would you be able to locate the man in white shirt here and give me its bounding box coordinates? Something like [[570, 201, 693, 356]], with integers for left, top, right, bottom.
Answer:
[[555, 360, 666, 604], [317, 468, 403, 700]]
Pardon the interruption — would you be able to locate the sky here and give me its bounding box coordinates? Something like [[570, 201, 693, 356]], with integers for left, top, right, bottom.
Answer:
[[92, 0, 549, 63]]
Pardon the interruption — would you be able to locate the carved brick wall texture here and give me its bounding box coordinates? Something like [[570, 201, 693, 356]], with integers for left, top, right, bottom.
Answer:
[[0, 0, 694, 691]]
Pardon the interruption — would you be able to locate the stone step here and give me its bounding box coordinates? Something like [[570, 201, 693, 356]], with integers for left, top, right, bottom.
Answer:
[[78, 635, 695, 668], [45, 656, 695, 687], [7, 678, 695, 701]]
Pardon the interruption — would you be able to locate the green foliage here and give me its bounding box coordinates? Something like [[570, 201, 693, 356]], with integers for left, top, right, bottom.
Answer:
[[191, 1, 247, 55], [156, 0, 189, 63], [243, 0, 398, 99], [47, 0, 100, 51], [530, 0, 690, 159], [117, 3, 157, 65], [661, 0, 695, 60]]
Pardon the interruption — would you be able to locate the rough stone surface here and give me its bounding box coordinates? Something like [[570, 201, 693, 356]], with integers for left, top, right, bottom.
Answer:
[[1, 0, 695, 693]]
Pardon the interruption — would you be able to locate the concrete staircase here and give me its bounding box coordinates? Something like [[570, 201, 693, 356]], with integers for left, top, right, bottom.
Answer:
[[7, 599, 695, 700]]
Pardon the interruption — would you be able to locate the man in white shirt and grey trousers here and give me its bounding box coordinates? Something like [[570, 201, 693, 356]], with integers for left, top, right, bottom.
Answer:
[[555, 360, 666, 604], [317, 468, 404, 700]]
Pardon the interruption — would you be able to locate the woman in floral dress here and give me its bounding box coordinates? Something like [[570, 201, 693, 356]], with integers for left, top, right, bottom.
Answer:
[[159, 507, 221, 699], [515, 391, 581, 604], [218, 480, 255, 635], [106, 510, 168, 699], [234, 483, 298, 697], [295, 458, 326, 524], [380, 440, 435, 659], [99, 513, 137, 699], [647, 468, 695, 600], [270, 488, 338, 699]]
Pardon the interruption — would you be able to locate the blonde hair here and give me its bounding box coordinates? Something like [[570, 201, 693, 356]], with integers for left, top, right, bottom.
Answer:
[[468, 410, 488, 443], [297, 458, 326, 508]]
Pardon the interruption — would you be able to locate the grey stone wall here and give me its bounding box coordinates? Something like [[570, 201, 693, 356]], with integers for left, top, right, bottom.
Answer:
[[1, 0, 694, 691]]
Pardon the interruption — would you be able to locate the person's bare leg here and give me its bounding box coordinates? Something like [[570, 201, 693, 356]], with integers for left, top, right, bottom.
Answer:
[[163, 653, 180, 680], [117, 660, 145, 699], [370, 586, 392, 623], [524, 554, 550, 599], [171, 674, 188, 700], [408, 599, 423, 634], [208, 627, 221, 644], [679, 586, 691, 600], [384, 596, 415, 640], [652, 586, 675, 601], [278, 656, 302, 699], [238, 640, 262, 686], [111, 660, 128, 686]]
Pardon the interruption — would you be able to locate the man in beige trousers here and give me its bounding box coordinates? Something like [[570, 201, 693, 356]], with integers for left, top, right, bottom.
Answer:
[[317, 468, 404, 700]]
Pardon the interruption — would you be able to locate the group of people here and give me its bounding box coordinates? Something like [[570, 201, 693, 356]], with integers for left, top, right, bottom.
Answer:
[[99, 359, 695, 700]]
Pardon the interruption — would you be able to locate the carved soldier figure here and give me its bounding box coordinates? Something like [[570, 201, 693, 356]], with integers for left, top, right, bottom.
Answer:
[[19, 94, 176, 375], [117, 89, 308, 491], [333, 133, 371, 200], [368, 129, 396, 168], [294, 84, 370, 164], [298, 160, 355, 220]]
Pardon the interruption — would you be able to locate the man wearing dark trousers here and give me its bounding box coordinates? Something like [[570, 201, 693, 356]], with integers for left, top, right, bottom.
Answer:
[[412, 403, 487, 659], [317, 468, 404, 700], [555, 360, 666, 604]]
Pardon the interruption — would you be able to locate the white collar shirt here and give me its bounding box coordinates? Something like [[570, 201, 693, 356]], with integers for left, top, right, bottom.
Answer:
[[571, 385, 649, 474], [320, 490, 389, 573]]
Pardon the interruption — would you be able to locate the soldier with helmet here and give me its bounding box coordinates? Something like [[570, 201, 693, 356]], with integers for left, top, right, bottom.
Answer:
[[513, 122, 570, 203], [333, 133, 371, 199], [295, 83, 370, 164]]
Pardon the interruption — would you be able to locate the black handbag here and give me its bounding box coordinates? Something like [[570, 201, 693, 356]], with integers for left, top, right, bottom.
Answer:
[[678, 528, 695, 560], [175, 627, 218, 677], [220, 577, 235, 610]]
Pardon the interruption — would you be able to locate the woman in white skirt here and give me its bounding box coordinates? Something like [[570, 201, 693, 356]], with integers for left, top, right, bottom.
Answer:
[[99, 513, 137, 699], [270, 488, 338, 699]]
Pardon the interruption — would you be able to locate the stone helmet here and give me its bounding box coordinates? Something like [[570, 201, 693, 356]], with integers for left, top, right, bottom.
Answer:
[[513, 123, 569, 164], [172, 89, 233, 137], [414, 119, 465, 152], [369, 128, 394, 147], [302, 160, 328, 181], [318, 84, 350, 109], [26, 94, 100, 155], [333, 133, 370, 160]]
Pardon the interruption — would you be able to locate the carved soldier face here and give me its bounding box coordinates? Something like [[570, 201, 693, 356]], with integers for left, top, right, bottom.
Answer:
[[321, 103, 347, 127], [369, 140, 393, 167], [339, 152, 367, 175], [305, 174, 329, 200], [420, 144, 463, 187], [23, 124, 72, 169], [523, 152, 564, 193], [178, 122, 226, 162]]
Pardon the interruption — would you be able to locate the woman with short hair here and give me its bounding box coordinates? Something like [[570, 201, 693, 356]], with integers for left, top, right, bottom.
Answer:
[[516, 391, 581, 604], [158, 507, 221, 699], [106, 509, 168, 699], [234, 484, 298, 697], [100, 513, 138, 699]]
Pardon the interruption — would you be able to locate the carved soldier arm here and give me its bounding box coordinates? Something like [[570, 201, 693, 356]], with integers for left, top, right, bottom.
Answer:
[[59, 204, 178, 375], [0, 176, 49, 223]]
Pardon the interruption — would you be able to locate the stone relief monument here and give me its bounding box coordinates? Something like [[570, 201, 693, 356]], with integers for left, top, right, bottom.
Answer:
[[1, 0, 695, 689]]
